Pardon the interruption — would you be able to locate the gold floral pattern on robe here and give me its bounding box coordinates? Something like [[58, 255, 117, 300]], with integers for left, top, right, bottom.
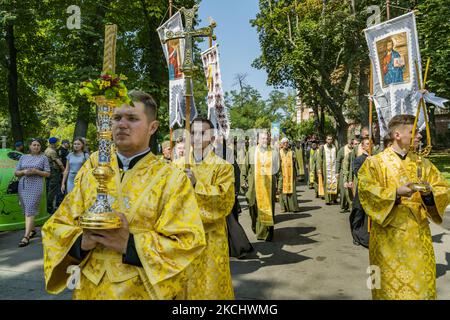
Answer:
[[174, 150, 235, 299], [359, 148, 450, 300], [42, 151, 206, 300]]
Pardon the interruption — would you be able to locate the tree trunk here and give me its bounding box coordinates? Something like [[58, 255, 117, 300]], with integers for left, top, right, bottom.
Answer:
[[6, 21, 23, 143], [335, 111, 348, 146], [309, 99, 321, 141], [73, 104, 89, 139], [358, 60, 370, 127], [320, 105, 325, 139]]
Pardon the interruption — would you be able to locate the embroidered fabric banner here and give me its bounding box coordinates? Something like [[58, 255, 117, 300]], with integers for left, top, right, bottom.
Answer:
[[157, 11, 197, 128], [364, 12, 447, 138], [201, 45, 230, 138]]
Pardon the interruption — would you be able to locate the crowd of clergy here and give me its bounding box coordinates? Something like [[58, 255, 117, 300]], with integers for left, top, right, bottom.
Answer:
[[41, 91, 449, 300]]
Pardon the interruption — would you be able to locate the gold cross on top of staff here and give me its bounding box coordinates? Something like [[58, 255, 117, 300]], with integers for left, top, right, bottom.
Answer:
[[161, 5, 216, 76]]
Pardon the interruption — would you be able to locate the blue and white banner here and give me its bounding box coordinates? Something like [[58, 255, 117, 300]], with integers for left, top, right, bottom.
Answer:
[[364, 12, 447, 138]]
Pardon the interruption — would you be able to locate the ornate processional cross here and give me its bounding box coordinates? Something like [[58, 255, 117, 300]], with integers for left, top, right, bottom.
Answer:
[[162, 5, 216, 80], [161, 5, 216, 168]]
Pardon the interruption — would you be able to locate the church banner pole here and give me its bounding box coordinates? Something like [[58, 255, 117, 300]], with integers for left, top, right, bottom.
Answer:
[[367, 60, 374, 233], [168, 0, 174, 160], [368, 62, 374, 156], [184, 73, 192, 169]]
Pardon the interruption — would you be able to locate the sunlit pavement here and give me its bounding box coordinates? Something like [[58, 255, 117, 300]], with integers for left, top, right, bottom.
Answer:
[[1, 182, 449, 300]]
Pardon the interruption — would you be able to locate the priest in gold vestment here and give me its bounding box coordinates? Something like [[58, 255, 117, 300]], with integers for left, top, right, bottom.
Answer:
[[359, 114, 450, 300], [241, 131, 279, 241], [174, 118, 235, 300], [42, 91, 206, 300], [317, 135, 338, 204], [278, 138, 300, 212]]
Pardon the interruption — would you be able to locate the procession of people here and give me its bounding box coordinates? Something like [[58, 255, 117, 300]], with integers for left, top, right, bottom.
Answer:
[[2, 1, 449, 303]]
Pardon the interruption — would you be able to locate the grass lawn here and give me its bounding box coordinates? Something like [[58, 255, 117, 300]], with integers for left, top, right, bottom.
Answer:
[[429, 152, 450, 184]]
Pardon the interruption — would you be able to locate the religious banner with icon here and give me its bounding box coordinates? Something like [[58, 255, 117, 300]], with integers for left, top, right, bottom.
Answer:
[[201, 45, 230, 138], [157, 11, 197, 128], [364, 12, 448, 139], [271, 122, 280, 149]]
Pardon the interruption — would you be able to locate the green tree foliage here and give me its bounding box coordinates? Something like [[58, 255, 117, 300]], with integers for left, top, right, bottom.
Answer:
[[0, 0, 205, 147], [226, 81, 297, 137], [251, 0, 447, 145], [226, 84, 268, 130], [0, 0, 55, 142], [295, 116, 336, 140], [416, 0, 450, 99], [251, 0, 367, 145]]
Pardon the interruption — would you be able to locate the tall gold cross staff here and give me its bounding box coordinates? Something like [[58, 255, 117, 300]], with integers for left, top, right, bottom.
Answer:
[[162, 5, 216, 168], [408, 58, 433, 193], [410, 58, 432, 156]]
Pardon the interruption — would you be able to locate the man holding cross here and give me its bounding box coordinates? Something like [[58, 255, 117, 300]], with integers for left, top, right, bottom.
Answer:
[[173, 118, 235, 300], [42, 91, 206, 300]]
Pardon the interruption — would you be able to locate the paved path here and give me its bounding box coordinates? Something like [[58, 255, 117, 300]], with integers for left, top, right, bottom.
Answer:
[[232, 182, 450, 299], [0, 181, 449, 300]]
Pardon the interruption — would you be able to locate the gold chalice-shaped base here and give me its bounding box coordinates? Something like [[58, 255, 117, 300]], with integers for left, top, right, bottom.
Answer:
[[79, 211, 122, 229], [79, 164, 122, 229], [410, 182, 431, 193]]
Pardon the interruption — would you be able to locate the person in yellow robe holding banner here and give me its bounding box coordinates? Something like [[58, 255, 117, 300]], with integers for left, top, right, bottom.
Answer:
[[317, 135, 338, 204], [173, 118, 235, 300], [278, 137, 300, 212], [42, 91, 206, 300], [242, 131, 279, 241], [359, 114, 450, 300]]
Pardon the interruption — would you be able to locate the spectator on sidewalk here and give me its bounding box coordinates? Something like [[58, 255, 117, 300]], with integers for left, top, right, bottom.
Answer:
[[61, 137, 89, 194], [44, 137, 65, 214], [15, 139, 50, 247]]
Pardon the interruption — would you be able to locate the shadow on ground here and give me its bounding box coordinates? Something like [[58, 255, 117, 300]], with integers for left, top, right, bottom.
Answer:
[[233, 278, 276, 300], [230, 226, 316, 276], [275, 213, 311, 223], [437, 252, 450, 279], [432, 232, 449, 244], [0, 231, 44, 268]]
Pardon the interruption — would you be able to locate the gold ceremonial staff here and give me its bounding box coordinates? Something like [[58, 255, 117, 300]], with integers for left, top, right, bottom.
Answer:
[[79, 25, 123, 229], [161, 5, 216, 168], [409, 58, 432, 193]]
